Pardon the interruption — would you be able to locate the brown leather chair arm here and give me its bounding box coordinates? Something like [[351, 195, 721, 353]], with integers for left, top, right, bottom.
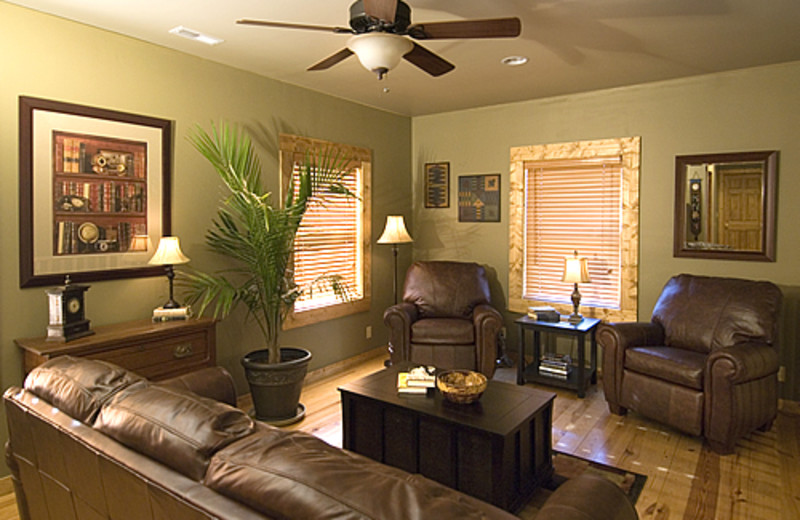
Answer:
[[597, 322, 664, 414], [706, 342, 779, 385], [537, 473, 638, 520], [473, 303, 502, 378], [384, 302, 419, 364], [159, 366, 238, 407], [705, 342, 779, 453]]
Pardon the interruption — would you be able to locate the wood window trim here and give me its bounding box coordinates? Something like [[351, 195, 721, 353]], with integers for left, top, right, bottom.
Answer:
[[508, 137, 640, 322], [279, 134, 372, 329]]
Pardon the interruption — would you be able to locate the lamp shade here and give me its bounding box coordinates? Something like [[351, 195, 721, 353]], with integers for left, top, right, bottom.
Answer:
[[347, 33, 413, 76], [377, 216, 413, 244], [562, 251, 591, 284], [148, 236, 190, 266], [129, 234, 150, 252]]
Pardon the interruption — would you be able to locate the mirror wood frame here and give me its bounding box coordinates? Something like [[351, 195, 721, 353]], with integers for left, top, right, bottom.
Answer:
[[673, 150, 777, 262]]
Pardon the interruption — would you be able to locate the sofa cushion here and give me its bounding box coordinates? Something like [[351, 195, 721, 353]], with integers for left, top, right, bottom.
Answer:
[[206, 426, 517, 520], [625, 346, 706, 390], [23, 355, 143, 424], [94, 382, 254, 481], [411, 318, 475, 344]]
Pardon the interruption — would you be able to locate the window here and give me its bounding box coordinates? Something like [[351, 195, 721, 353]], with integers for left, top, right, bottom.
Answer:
[[509, 137, 640, 322], [280, 134, 371, 328]]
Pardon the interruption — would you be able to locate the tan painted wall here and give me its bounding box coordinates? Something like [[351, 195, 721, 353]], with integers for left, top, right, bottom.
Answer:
[[0, 2, 412, 474], [411, 60, 800, 365]]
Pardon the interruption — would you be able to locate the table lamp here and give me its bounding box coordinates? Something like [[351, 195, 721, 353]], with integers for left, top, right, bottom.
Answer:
[[562, 250, 591, 325], [149, 236, 190, 309], [377, 215, 413, 304]]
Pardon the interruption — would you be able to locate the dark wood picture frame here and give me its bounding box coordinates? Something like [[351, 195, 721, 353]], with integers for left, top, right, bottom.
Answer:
[[19, 96, 173, 287], [458, 174, 501, 222], [673, 150, 777, 262], [424, 162, 450, 208]]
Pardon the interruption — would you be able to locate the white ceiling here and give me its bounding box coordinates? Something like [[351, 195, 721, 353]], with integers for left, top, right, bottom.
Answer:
[[8, 0, 800, 116]]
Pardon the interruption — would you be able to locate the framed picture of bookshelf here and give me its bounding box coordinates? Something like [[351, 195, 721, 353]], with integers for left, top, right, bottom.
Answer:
[[19, 96, 172, 288]]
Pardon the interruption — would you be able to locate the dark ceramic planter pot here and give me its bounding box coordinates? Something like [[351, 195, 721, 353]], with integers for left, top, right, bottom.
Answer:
[[241, 347, 311, 425]]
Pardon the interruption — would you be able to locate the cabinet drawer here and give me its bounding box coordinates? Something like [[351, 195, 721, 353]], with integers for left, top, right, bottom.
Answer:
[[90, 331, 211, 380]]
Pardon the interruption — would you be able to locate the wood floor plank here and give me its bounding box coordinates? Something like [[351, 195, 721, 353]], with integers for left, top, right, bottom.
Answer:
[[775, 410, 800, 520]]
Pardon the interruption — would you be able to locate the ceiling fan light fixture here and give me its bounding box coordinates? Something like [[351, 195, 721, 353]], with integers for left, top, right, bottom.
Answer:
[[347, 32, 413, 79], [501, 55, 528, 67]]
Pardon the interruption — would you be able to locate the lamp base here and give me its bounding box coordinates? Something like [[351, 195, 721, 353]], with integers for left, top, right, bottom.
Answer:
[[567, 313, 584, 325]]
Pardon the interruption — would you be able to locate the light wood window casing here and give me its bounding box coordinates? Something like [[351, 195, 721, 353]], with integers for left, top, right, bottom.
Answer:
[[509, 137, 640, 322], [280, 134, 371, 329]]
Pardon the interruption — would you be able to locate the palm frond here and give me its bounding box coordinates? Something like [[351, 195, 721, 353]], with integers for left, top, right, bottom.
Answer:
[[184, 123, 358, 361]]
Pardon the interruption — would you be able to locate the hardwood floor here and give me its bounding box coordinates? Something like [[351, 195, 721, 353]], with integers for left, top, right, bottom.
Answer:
[[3, 351, 799, 520]]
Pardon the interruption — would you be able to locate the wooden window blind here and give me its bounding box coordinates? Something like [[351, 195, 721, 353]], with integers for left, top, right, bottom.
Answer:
[[292, 164, 364, 312], [524, 156, 623, 309]]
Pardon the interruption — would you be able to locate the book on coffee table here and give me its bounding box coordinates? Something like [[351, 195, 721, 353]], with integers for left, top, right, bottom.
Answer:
[[397, 366, 436, 394]]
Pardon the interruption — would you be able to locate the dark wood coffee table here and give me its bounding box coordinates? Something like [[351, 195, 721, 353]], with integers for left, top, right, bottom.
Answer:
[[338, 364, 555, 512]]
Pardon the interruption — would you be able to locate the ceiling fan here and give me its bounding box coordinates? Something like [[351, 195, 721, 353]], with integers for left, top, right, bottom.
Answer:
[[238, 0, 522, 79]]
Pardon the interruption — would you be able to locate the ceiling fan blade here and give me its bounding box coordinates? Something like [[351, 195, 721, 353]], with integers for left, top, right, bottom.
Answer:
[[403, 43, 454, 77], [308, 48, 355, 71], [363, 0, 398, 23], [237, 19, 353, 34], [408, 17, 521, 39]]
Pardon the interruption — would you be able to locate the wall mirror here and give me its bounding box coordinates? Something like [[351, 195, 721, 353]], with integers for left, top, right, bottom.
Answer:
[[674, 150, 777, 261]]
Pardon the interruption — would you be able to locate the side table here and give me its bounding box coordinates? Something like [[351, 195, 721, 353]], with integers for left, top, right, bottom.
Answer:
[[515, 316, 600, 398], [15, 317, 216, 381]]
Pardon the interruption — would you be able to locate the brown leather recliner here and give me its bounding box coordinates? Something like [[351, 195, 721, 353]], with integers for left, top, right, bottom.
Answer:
[[384, 261, 503, 378], [597, 274, 782, 454]]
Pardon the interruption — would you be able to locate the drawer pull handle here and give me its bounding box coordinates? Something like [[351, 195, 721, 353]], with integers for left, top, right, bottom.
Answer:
[[173, 344, 194, 359]]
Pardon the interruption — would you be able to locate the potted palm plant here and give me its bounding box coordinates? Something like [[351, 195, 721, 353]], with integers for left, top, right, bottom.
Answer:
[[183, 123, 354, 423]]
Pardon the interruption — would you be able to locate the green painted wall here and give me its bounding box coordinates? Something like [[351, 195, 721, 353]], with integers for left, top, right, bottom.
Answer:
[[411, 59, 800, 384], [0, 2, 412, 474]]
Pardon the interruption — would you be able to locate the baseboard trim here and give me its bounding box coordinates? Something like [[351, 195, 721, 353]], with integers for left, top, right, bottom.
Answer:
[[0, 475, 14, 495], [304, 346, 387, 386]]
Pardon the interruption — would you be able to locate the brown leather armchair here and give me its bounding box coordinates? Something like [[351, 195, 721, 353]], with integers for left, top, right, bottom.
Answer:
[[597, 274, 782, 454], [384, 261, 503, 378]]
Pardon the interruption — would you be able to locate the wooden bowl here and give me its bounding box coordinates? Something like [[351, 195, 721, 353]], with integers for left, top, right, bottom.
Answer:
[[436, 370, 487, 404]]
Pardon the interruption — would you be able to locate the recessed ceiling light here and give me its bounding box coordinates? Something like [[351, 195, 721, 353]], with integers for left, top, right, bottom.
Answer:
[[169, 26, 223, 46], [501, 55, 528, 67]]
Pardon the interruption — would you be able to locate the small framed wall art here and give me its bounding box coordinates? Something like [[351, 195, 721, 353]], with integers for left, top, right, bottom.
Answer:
[[458, 174, 501, 222], [424, 162, 450, 208], [19, 96, 173, 287]]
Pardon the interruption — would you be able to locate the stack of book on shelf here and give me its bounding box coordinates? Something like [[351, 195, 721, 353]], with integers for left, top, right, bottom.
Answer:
[[538, 353, 573, 380], [152, 306, 192, 322], [397, 366, 436, 395], [528, 305, 560, 322]]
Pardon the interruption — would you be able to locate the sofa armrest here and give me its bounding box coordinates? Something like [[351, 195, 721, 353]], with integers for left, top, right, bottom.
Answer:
[[159, 366, 238, 407], [537, 473, 638, 520], [384, 302, 419, 364], [473, 303, 503, 378], [597, 322, 664, 414]]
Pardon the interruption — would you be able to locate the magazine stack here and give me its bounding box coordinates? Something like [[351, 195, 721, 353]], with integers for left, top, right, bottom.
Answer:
[[538, 353, 573, 380]]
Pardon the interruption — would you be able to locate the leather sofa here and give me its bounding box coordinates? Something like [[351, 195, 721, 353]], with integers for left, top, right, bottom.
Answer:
[[597, 274, 782, 454], [384, 261, 503, 378], [5, 356, 638, 520]]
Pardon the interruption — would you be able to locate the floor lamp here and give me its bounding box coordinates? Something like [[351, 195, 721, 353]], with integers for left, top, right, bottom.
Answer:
[[377, 215, 413, 304]]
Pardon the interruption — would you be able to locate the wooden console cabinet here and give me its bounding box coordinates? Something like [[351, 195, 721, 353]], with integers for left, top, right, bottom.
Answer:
[[15, 317, 216, 381]]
